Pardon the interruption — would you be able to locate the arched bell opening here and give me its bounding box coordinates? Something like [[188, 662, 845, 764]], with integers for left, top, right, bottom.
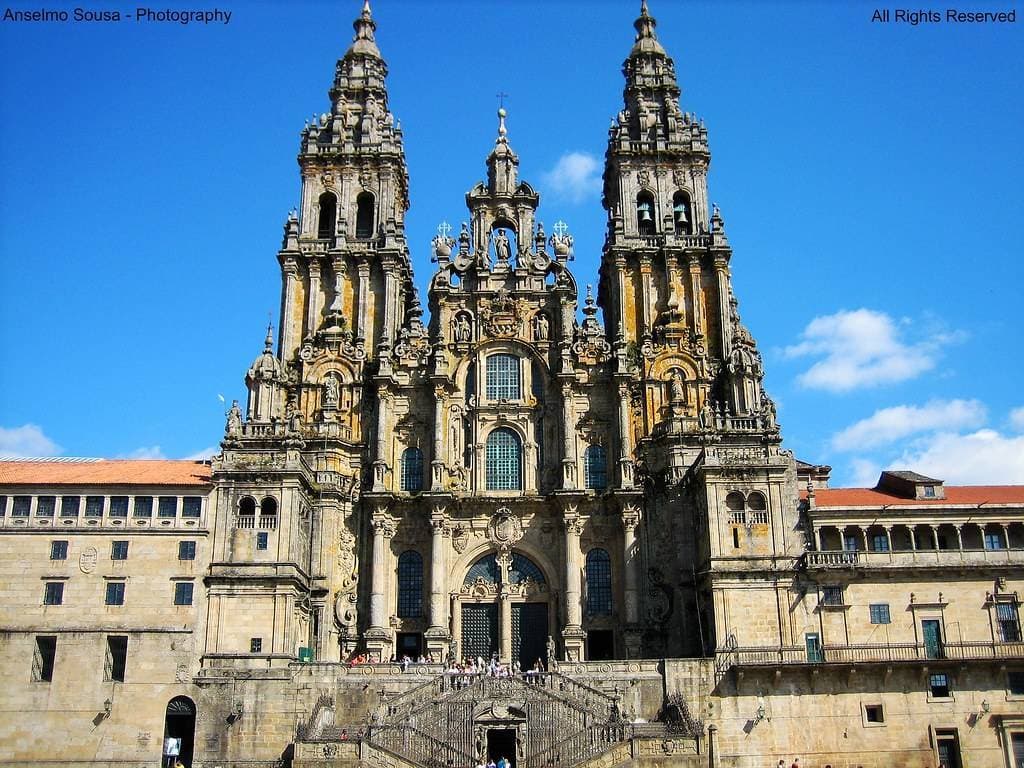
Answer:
[[355, 192, 375, 239], [672, 191, 692, 235], [317, 192, 337, 240], [636, 191, 656, 236]]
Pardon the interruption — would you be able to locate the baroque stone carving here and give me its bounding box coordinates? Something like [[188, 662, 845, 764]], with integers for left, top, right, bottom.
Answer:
[[487, 507, 523, 550]]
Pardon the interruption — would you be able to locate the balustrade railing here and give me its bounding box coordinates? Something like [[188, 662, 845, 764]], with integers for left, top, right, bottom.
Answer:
[[723, 639, 1024, 667]]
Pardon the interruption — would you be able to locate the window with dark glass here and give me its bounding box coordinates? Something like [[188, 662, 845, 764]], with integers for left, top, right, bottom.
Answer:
[[871, 533, 889, 552], [864, 704, 884, 723], [36, 496, 55, 516], [585, 549, 612, 616], [355, 192, 374, 239], [464, 554, 500, 585], [158, 497, 177, 518], [1008, 670, 1024, 695], [869, 603, 891, 624], [584, 444, 608, 490], [85, 496, 104, 517], [821, 586, 844, 606], [401, 447, 424, 492], [109, 496, 129, 518], [178, 541, 196, 561], [105, 636, 127, 682], [111, 541, 128, 560], [985, 530, 1005, 550], [250, 637, 262, 653], [51, 540, 68, 560], [133, 496, 153, 518], [105, 582, 125, 606], [486, 428, 522, 491], [60, 496, 79, 518], [486, 354, 521, 400], [33, 636, 56, 682], [0, 495, 6, 516], [256, 531, 269, 550], [997, 603, 1021, 642], [929, 673, 951, 697], [43, 582, 64, 605], [397, 551, 424, 618], [182, 497, 202, 518], [174, 582, 194, 606]]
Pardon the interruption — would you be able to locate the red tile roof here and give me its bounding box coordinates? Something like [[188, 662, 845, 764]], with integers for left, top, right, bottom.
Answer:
[[805, 486, 1024, 507], [0, 460, 212, 487]]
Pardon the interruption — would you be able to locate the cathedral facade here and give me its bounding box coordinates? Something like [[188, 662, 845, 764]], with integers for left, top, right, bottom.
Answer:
[[1, 4, 1022, 768]]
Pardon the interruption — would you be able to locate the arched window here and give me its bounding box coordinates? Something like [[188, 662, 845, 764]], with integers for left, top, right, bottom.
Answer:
[[464, 554, 500, 585], [355, 192, 375, 239], [672, 191, 691, 235], [462, 552, 545, 586], [584, 445, 608, 490], [237, 496, 256, 529], [486, 354, 520, 400], [725, 491, 745, 525], [486, 428, 522, 491], [260, 497, 277, 517], [400, 447, 424, 492], [746, 492, 768, 524], [317, 192, 337, 239], [636, 192, 656, 236], [586, 549, 612, 616], [397, 551, 423, 618], [510, 553, 545, 584]]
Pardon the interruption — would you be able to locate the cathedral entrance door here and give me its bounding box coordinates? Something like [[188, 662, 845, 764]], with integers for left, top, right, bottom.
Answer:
[[512, 602, 548, 670], [463, 603, 498, 661], [486, 728, 517, 767]]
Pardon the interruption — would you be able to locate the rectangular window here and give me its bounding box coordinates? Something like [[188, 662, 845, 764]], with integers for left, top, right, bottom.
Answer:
[[109, 496, 129, 518], [256, 531, 269, 550], [60, 496, 80, 518], [0, 495, 6, 516], [843, 534, 858, 552], [50, 540, 68, 560], [923, 485, 936, 497], [929, 672, 951, 698], [43, 582, 64, 605], [133, 496, 153, 518], [178, 541, 196, 561], [869, 603, 891, 624], [1007, 670, 1024, 696], [871, 533, 889, 552], [174, 582, 194, 606], [36, 496, 55, 516], [864, 704, 884, 723], [105, 582, 125, 606], [985, 531, 1005, 550], [105, 636, 128, 682], [485, 353, 521, 400], [805, 632, 823, 662], [821, 586, 844, 606], [158, 496, 178, 518], [182, 497, 202, 518], [250, 637, 262, 653], [12, 495, 31, 517], [85, 496, 104, 517], [32, 636, 56, 682], [111, 540, 129, 560], [997, 603, 1022, 642]]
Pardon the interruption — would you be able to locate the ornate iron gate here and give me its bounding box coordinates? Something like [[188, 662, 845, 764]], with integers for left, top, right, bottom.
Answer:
[[512, 602, 548, 669], [463, 603, 498, 660]]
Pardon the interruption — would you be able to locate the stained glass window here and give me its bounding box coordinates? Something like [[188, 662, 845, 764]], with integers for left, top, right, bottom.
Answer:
[[584, 445, 608, 490], [486, 354, 520, 400], [397, 551, 423, 618], [586, 549, 612, 615], [401, 447, 424, 491], [486, 428, 521, 490]]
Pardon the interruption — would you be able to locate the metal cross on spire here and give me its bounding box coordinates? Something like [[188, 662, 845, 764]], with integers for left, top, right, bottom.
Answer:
[[552, 220, 570, 238], [496, 91, 509, 108], [437, 221, 452, 238]]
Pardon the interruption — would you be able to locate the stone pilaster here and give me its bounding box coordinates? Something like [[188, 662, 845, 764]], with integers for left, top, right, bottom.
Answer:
[[424, 506, 450, 658], [365, 508, 394, 660], [622, 504, 643, 658], [562, 505, 585, 661]]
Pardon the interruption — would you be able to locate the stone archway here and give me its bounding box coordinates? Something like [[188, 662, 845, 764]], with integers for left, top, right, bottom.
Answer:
[[161, 696, 196, 768]]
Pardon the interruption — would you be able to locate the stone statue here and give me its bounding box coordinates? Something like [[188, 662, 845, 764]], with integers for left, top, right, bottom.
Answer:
[[698, 397, 714, 430], [226, 400, 242, 437], [546, 635, 556, 668], [534, 312, 550, 341], [323, 377, 340, 409], [670, 372, 685, 403], [493, 228, 511, 264], [453, 314, 471, 342], [761, 392, 777, 430]]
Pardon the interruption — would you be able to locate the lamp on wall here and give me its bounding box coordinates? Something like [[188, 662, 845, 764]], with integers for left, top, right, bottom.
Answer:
[[226, 702, 244, 725], [980, 699, 991, 714]]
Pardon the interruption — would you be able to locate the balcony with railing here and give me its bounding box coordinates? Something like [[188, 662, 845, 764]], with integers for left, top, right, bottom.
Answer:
[[804, 548, 1024, 570], [720, 639, 1024, 669]]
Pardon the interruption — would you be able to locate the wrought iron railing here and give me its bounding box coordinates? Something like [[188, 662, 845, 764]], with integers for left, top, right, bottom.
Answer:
[[540, 671, 619, 720], [367, 723, 475, 768], [722, 639, 1024, 667], [527, 723, 632, 768]]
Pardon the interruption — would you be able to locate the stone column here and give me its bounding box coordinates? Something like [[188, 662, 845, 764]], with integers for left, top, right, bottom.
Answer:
[[561, 382, 577, 489], [954, 524, 964, 550], [366, 509, 394, 660], [688, 254, 703, 337], [431, 385, 446, 490], [382, 261, 397, 349], [280, 257, 300, 359], [622, 504, 643, 658], [372, 390, 389, 492], [425, 507, 450, 658], [499, 591, 512, 663], [356, 259, 370, 343], [713, 258, 731, 359], [562, 506, 585, 661], [306, 259, 322, 333], [616, 383, 634, 488], [639, 255, 653, 338]]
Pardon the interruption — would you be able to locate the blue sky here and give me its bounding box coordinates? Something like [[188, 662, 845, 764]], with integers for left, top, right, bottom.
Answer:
[[1, 1, 1022, 486]]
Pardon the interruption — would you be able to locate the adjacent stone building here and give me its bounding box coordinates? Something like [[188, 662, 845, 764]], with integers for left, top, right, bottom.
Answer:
[[1, 3, 1021, 767]]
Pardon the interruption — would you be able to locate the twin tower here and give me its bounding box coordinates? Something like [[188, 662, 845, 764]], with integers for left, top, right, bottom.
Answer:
[[212, 0, 793, 669]]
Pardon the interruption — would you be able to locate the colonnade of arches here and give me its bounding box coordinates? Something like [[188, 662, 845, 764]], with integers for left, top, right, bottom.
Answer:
[[816, 521, 1024, 552]]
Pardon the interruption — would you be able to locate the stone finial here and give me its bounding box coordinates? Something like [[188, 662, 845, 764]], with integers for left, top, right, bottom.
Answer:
[[263, 323, 274, 353]]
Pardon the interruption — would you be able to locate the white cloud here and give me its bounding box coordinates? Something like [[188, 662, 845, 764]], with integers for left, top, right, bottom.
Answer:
[[0, 424, 61, 458], [784, 309, 959, 392], [542, 151, 601, 204], [184, 446, 218, 460], [847, 457, 883, 488], [1010, 406, 1024, 433], [894, 429, 1024, 485], [831, 399, 986, 451], [118, 445, 166, 460]]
